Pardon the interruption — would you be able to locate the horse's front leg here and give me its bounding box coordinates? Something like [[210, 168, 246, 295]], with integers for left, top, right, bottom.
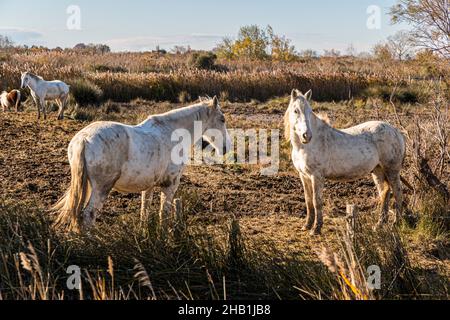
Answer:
[[300, 173, 314, 231], [310, 175, 324, 236], [40, 100, 47, 120], [33, 97, 41, 119], [140, 188, 154, 224], [159, 174, 181, 237]]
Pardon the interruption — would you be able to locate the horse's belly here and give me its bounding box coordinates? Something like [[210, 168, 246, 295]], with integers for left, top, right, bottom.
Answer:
[[113, 164, 163, 193], [324, 154, 379, 181], [44, 92, 62, 100], [113, 177, 156, 193]]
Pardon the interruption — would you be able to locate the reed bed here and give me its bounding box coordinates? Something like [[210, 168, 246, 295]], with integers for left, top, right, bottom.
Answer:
[[1, 50, 447, 104]]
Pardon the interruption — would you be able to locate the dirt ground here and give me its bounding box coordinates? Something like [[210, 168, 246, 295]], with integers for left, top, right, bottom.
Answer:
[[0, 99, 448, 287]]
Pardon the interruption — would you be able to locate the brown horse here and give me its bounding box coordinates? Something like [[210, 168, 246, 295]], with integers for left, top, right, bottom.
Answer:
[[1, 90, 21, 112]]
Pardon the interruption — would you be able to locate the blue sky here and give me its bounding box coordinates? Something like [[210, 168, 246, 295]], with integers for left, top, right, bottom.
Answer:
[[0, 0, 407, 53]]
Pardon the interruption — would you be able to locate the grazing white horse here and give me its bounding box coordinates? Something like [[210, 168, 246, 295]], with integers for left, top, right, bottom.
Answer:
[[285, 89, 405, 235], [20, 72, 70, 120], [1, 89, 21, 112], [53, 96, 232, 233]]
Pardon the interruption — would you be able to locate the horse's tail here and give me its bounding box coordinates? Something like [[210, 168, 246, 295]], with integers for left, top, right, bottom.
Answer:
[[52, 139, 90, 232]]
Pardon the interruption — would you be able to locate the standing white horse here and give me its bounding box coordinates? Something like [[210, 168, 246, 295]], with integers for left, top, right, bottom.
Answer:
[[285, 89, 405, 235], [20, 72, 70, 120], [53, 96, 231, 233]]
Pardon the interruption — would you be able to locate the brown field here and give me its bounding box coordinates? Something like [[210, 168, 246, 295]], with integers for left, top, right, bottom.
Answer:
[[0, 95, 448, 299]]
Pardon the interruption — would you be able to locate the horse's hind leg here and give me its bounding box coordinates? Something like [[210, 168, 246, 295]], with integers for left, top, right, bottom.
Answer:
[[81, 182, 109, 230], [57, 95, 68, 120], [386, 170, 403, 226], [159, 175, 181, 236], [372, 166, 391, 230]]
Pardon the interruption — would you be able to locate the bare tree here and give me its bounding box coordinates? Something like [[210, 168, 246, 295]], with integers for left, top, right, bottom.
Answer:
[[390, 0, 450, 57], [387, 31, 415, 60], [390, 81, 449, 202], [0, 35, 14, 48], [345, 44, 357, 57]]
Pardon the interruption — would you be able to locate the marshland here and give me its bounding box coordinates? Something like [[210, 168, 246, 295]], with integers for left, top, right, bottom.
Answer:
[[0, 1, 449, 300]]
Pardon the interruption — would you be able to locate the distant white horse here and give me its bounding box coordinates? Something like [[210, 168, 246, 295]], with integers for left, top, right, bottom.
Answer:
[[285, 89, 405, 235], [1, 89, 21, 112], [53, 96, 232, 233], [20, 72, 70, 120]]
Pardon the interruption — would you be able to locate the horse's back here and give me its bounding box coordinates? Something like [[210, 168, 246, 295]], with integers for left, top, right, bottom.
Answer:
[[45, 80, 70, 96], [343, 121, 405, 169], [70, 121, 130, 172], [69, 121, 169, 192]]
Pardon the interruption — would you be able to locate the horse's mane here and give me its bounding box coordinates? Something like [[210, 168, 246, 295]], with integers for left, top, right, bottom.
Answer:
[[316, 112, 331, 125], [283, 107, 292, 141], [145, 98, 215, 123], [25, 72, 44, 81], [284, 108, 332, 142]]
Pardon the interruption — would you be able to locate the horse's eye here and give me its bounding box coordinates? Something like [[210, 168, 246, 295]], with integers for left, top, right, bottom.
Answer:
[[294, 109, 299, 114]]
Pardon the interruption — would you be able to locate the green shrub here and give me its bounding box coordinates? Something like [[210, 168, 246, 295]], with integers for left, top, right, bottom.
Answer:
[[91, 64, 128, 73], [178, 90, 191, 103], [70, 79, 103, 106], [71, 106, 97, 122], [101, 100, 122, 114], [188, 52, 217, 70], [363, 84, 429, 104]]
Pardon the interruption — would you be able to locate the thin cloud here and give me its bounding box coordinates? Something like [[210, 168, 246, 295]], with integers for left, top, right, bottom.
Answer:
[[106, 34, 224, 52], [0, 27, 43, 42]]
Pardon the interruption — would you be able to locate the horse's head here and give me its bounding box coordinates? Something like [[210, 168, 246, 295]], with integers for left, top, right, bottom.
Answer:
[[20, 72, 30, 89], [202, 96, 232, 156], [285, 89, 313, 144]]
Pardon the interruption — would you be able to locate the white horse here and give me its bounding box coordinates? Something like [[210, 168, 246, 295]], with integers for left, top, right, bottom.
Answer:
[[285, 89, 405, 235], [1, 89, 21, 112], [20, 72, 70, 120], [53, 96, 231, 233]]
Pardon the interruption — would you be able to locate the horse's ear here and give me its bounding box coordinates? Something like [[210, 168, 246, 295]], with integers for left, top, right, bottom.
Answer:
[[291, 89, 300, 100], [304, 89, 312, 101], [211, 96, 219, 108]]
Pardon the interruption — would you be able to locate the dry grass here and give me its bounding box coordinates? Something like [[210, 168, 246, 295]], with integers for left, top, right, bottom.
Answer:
[[1, 50, 448, 104]]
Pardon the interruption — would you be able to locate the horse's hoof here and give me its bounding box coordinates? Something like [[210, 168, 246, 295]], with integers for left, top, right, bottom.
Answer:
[[309, 228, 322, 236], [301, 224, 313, 231]]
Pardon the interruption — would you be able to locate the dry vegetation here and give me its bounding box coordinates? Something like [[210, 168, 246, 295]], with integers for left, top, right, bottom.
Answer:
[[0, 49, 448, 300], [1, 49, 448, 104]]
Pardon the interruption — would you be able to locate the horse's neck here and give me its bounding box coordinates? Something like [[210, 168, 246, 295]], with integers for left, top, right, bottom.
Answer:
[[143, 105, 209, 142], [292, 112, 334, 150], [27, 78, 40, 91]]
